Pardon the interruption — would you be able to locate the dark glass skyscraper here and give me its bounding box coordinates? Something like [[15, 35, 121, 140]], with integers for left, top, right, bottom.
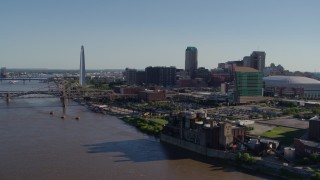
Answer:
[[145, 66, 176, 87], [185, 47, 198, 79], [79, 45, 86, 86]]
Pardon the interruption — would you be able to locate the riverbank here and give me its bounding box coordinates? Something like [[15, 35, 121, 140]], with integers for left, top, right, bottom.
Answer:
[[3, 98, 267, 180], [120, 116, 166, 136], [78, 100, 316, 179], [77, 101, 167, 136], [0, 79, 278, 179], [77, 100, 134, 116], [160, 134, 314, 179]]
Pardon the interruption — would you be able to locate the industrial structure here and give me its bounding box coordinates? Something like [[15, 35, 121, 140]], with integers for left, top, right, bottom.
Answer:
[[294, 116, 320, 157], [162, 110, 246, 150]]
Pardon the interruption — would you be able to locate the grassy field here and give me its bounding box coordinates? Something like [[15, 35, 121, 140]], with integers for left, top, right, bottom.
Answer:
[[148, 118, 168, 125], [260, 126, 306, 146], [121, 116, 167, 136]]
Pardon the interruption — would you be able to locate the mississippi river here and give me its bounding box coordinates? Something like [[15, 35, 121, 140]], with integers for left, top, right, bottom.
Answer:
[[0, 80, 271, 179]]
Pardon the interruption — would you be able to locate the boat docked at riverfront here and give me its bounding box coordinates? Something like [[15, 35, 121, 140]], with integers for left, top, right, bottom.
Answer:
[[8, 80, 18, 84]]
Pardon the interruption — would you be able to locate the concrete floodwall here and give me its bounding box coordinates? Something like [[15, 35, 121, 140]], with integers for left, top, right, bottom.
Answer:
[[161, 134, 207, 155], [207, 149, 236, 159], [160, 134, 235, 159], [160, 134, 311, 178]]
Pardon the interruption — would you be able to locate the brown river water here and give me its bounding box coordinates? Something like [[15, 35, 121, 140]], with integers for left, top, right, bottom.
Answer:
[[0, 80, 272, 179]]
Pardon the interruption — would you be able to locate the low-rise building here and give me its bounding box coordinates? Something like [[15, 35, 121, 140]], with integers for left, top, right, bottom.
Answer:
[[177, 78, 207, 88], [309, 116, 320, 141], [294, 139, 320, 157], [139, 89, 166, 102], [114, 86, 143, 95]]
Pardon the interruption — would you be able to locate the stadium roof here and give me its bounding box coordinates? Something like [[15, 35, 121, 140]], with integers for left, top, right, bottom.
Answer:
[[263, 76, 320, 84]]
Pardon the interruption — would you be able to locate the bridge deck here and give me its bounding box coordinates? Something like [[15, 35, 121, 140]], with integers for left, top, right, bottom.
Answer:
[[0, 78, 48, 81]]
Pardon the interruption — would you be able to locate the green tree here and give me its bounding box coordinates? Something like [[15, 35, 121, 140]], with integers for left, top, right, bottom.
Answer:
[[302, 157, 310, 165], [235, 153, 242, 163], [313, 171, 320, 180], [311, 153, 319, 162], [262, 113, 268, 119], [242, 153, 251, 162]]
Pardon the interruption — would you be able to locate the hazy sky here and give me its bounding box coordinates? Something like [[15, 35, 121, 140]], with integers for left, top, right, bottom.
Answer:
[[1, 0, 319, 71]]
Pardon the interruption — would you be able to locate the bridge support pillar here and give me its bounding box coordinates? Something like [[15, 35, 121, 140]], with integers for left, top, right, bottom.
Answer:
[[60, 95, 67, 108], [5, 93, 10, 102]]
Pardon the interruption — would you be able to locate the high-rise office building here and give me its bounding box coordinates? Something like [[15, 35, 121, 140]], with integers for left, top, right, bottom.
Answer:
[[125, 68, 137, 85], [195, 67, 210, 82], [242, 56, 251, 67], [233, 66, 263, 103], [185, 47, 198, 79], [242, 51, 266, 71], [0, 67, 7, 78], [79, 45, 86, 86], [250, 51, 266, 71], [136, 71, 146, 85], [145, 66, 176, 87]]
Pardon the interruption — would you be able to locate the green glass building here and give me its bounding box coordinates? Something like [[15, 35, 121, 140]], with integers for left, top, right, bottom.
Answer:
[[233, 67, 263, 103]]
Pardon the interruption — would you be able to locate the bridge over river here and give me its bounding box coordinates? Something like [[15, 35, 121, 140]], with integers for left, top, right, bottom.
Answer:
[[0, 90, 62, 98], [0, 77, 49, 81], [0, 89, 114, 99], [1, 80, 115, 103]]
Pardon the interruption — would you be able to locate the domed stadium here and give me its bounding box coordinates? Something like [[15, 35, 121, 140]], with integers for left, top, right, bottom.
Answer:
[[263, 76, 320, 99]]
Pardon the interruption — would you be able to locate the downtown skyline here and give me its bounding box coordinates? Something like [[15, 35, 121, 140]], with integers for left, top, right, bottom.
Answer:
[[1, 0, 320, 72]]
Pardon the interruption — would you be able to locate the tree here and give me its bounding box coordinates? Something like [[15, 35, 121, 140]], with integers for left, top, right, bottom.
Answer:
[[277, 64, 284, 72], [313, 171, 320, 179], [236, 153, 242, 161], [262, 113, 268, 119], [302, 157, 310, 165], [311, 153, 319, 162], [242, 153, 251, 162]]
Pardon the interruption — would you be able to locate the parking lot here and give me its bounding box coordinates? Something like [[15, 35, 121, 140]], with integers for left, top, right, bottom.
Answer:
[[248, 123, 275, 135], [256, 117, 309, 129]]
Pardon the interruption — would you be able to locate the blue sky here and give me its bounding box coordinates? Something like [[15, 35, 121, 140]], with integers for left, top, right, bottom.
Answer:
[[0, 0, 319, 72]]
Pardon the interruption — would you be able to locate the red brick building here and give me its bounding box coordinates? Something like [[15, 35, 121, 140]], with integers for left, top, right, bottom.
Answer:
[[114, 86, 143, 95], [139, 90, 166, 102], [177, 79, 208, 88]]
